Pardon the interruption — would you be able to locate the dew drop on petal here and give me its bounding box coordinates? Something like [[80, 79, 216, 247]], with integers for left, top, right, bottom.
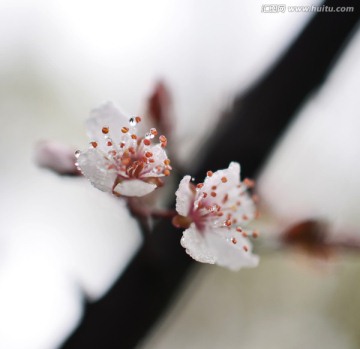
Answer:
[[129, 118, 136, 126], [146, 132, 155, 139]]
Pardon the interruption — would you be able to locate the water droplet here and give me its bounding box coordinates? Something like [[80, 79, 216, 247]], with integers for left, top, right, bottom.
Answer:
[[129, 118, 136, 126], [75, 150, 81, 158]]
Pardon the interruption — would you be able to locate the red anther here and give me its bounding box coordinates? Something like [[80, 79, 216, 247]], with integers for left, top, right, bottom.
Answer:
[[225, 219, 232, 227], [161, 140, 167, 148], [164, 159, 171, 166], [211, 185, 217, 190], [218, 212, 224, 217], [90, 141, 98, 148], [231, 237, 237, 244], [131, 134, 137, 140], [207, 171, 213, 177], [242, 232, 248, 238], [211, 192, 217, 197], [243, 178, 255, 188], [243, 214, 248, 220], [236, 227, 242, 232], [145, 151, 153, 158], [107, 141, 112, 146], [163, 169, 170, 176], [121, 127, 129, 133], [102, 126, 109, 134], [149, 158, 155, 163], [221, 176, 227, 183], [143, 139, 151, 146], [150, 128, 158, 136], [135, 116, 142, 123], [243, 245, 249, 252], [252, 231, 259, 238], [203, 192, 208, 198], [236, 201, 241, 206], [232, 219, 237, 224], [159, 135, 167, 143], [120, 142, 125, 148], [196, 183, 204, 189]]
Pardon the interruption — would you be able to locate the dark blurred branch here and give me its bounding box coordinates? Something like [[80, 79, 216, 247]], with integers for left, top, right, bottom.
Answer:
[[197, 0, 360, 179]]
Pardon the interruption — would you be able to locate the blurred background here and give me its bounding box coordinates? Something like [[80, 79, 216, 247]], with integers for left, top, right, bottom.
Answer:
[[0, 0, 360, 348]]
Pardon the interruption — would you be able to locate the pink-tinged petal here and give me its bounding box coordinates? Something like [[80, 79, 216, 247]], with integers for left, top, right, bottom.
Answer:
[[76, 148, 117, 192], [113, 179, 157, 197], [180, 224, 216, 264], [181, 225, 259, 271], [175, 176, 195, 217], [147, 81, 172, 136], [86, 102, 129, 148], [35, 140, 79, 176]]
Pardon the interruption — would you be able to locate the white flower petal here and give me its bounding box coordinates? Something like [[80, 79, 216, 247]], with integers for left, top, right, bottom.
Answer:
[[230, 189, 257, 225], [204, 161, 240, 193], [113, 179, 157, 197], [181, 224, 259, 271], [86, 102, 129, 148], [175, 175, 194, 216], [180, 224, 216, 264], [196, 162, 241, 206], [205, 228, 259, 271], [77, 149, 117, 192]]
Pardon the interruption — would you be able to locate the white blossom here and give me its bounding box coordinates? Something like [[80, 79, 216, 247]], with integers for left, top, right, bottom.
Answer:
[[76, 102, 171, 197], [174, 162, 259, 270]]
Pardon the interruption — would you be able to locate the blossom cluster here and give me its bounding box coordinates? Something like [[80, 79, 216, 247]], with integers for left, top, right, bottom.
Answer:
[[75, 102, 259, 271]]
